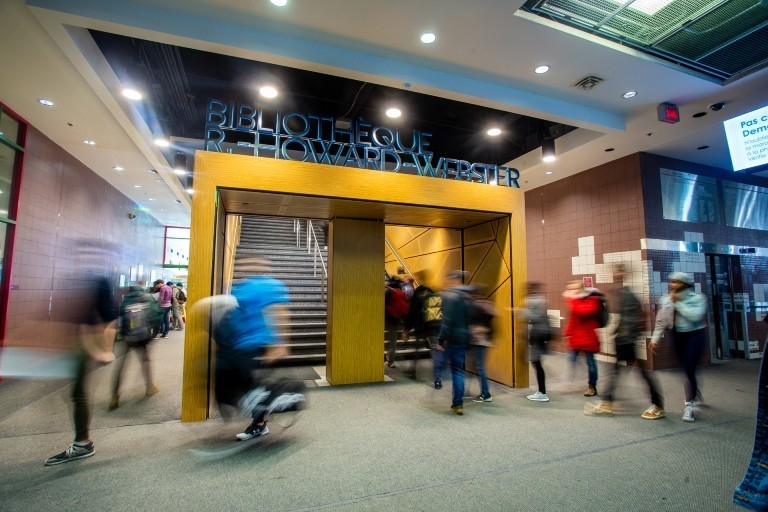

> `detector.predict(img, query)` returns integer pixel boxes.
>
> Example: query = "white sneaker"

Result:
[527,391,550,402]
[682,403,695,422]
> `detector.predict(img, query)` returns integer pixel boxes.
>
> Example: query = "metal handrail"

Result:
[293,218,301,247]
[384,237,419,287]
[306,220,328,303]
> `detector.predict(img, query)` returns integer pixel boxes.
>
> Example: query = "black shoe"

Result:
[45,441,95,466]
[434,380,442,390]
[236,422,269,441]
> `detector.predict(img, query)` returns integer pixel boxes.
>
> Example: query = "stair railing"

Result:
[293,218,301,247]
[384,238,419,286]
[306,220,328,303]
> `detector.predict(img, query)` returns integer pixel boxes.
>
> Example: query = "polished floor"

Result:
[0,330,760,511]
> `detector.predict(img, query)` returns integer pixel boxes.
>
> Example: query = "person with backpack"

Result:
[438,270,474,415]
[108,285,162,410]
[519,281,552,402]
[384,276,409,368]
[584,264,665,419]
[175,283,187,330]
[563,280,603,397]
[402,271,443,387]
[650,271,707,422]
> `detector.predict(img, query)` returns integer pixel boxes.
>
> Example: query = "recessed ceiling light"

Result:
[534,65,550,74]
[37,98,54,107]
[692,112,707,118]
[259,86,278,98]
[545,171,553,175]
[174,169,187,175]
[148,169,158,174]
[487,128,502,137]
[134,185,142,188]
[697,145,710,150]
[420,32,436,44]
[270,0,288,5]
[622,91,637,99]
[186,188,194,194]
[542,155,556,163]
[84,140,96,145]
[154,138,169,147]
[113,166,124,171]
[148,198,156,201]
[121,88,142,100]
[385,108,402,119]
[605,148,615,152]
[174,200,182,203]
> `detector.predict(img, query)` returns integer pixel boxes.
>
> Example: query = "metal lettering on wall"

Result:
[660,168,719,224]
[204,99,520,188]
[723,180,768,231]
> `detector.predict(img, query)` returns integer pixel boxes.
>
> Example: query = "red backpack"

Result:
[386,287,409,319]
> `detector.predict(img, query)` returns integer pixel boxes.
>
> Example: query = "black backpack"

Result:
[121,301,153,343]
[592,291,609,328]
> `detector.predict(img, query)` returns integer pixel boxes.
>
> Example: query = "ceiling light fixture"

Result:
[692,112,707,118]
[385,108,402,119]
[534,65,550,74]
[186,188,194,194]
[541,138,556,163]
[174,169,187,175]
[270,0,288,5]
[259,86,278,98]
[148,169,159,174]
[37,98,54,107]
[545,171,553,175]
[420,32,436,44]
[697,145,710,150]
[487,128,502,137]
[154,138,170,147]
[121,88,142,100]
[113,166,124,171]
[622,91,637,99]
[625,0,673,16]
[134,185,142,188]
[84,140,96,145]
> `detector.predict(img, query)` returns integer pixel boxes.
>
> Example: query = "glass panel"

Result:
[0,222,6,296]
[166,227,190,239]
[0,112,19,145]
[0,142,15,219]
[164,237,190,266]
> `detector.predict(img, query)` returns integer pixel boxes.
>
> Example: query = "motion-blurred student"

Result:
[563,280,602,397]
[520,282,551,402]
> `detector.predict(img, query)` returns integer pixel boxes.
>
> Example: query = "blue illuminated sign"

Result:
[204,99,520,188]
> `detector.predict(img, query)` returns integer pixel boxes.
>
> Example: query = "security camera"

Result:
[709,102,725,112]
[127,213,137,220]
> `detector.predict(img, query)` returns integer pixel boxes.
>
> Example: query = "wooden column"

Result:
[326,218,385,385]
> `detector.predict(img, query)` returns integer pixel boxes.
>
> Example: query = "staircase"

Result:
[234,216,328,365]
[234,216,430,367]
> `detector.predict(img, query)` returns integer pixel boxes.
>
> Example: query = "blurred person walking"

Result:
[469,285,496,403]
[563,280,603,397]
[403,271,442,384]
[438,270,474,415]
[384,276,409,368]
[520,282,552,402]
[45,242,119,466]
[650,271,707,422]
[584,264,665,419]
[154,279,173,338]
[176,283,187,330]
[108,285,162,410]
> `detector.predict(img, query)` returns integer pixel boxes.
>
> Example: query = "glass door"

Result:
[707,254,745,359]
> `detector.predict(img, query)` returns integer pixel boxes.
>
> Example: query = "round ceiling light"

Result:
[270,0,288,5]
[487,128,502,137]
[113,166,124,171]
[154,138,170,147]
[622,91,637,99]
[37,98,54,106]
[259,85,278,98]
[121,88,143,100]
[174,169,187,175]
[534,65,550,74]
[385,108,402,119]
[545,171,553,175]
[420,33,436,44]
[84,140,96,145]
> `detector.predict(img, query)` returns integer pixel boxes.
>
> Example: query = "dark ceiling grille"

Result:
[521,0,768,84]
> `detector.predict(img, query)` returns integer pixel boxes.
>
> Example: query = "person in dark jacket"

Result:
[438,270,474,415]
[403,271,443,387]
[584,264,664,419]
[468,285,496,403]
[108,285,161,410]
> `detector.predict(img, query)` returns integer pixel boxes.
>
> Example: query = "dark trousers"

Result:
[673,328,706,402]
[602,343,664,408]
[533,360,546,394]
[111,340,152,396]
[72,353,94,442]
[160,307,172,335]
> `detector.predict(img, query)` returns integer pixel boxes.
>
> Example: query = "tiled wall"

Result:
[525,151,768,371]
[5,127,166,348]
[525,154,650,362]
